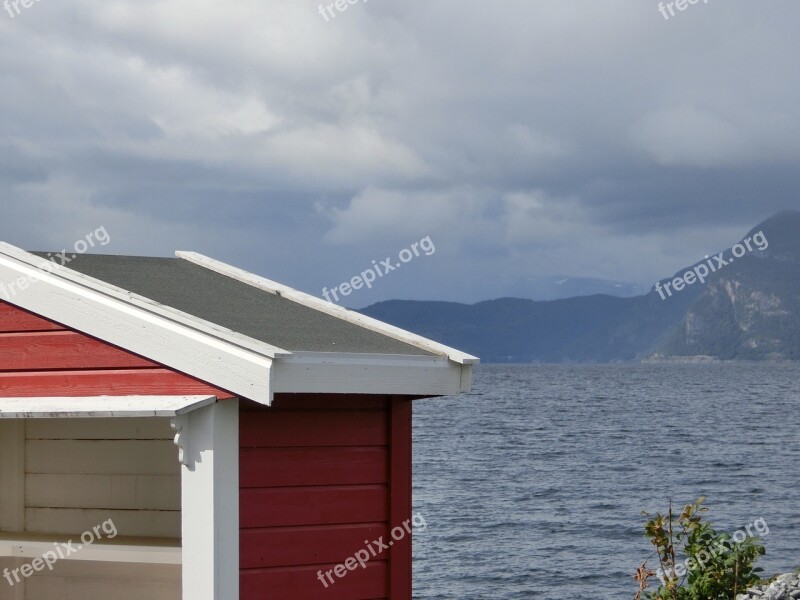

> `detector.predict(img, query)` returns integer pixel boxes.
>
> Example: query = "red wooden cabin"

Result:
[0,244,477,600]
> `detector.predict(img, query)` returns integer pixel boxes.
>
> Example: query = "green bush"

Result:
[634,498,765,600]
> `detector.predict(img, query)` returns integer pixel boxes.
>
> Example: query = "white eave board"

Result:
[271,352,474,396]
[0,395,218,419]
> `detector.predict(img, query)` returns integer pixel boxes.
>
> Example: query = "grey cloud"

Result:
[1,0,799,302]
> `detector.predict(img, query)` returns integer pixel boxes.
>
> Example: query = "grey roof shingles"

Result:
[32,253,435,357]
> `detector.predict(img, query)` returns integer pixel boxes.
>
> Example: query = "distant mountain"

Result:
[360,210,800,362]
[657,210,800,361]
[499,275,646,301]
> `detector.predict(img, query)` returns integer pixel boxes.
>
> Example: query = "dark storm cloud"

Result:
[1,0,799,303]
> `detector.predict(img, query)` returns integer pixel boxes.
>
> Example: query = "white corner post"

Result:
[173,399,239,600]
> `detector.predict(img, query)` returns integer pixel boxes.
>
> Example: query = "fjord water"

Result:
[412,364,800,599]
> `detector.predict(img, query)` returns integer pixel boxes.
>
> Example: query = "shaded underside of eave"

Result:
[30,252,438,357]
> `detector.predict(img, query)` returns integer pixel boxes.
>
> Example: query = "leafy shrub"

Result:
[634,498,765,600]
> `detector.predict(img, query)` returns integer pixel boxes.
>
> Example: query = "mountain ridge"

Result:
[360,210,800,363]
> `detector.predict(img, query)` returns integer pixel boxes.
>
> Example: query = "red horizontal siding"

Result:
[0,303,65,331]
[0,369,234,398]
[241,485,388,528]
[241,561,388,600]
[0,301,233,399]
[240,395,400,600]
[241,523,388,569]
[241,446,388,488]
[242,396,388,412]
[0,331,159,370]
[240,410,389,447]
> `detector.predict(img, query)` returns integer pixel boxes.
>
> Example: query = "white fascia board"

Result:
[0,395,218,419]
[176,251,480,366]
[271,352,472,396]
[0,245,284,405]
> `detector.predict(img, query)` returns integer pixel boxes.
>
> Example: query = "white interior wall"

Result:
[0,418,181,600]
[24,418,181,538]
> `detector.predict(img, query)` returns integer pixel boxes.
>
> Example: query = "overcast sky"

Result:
[1,1,798,306]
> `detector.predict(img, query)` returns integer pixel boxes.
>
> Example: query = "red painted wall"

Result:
[240,395,413,600]
[0,301,234,398]
[0,301,418,598]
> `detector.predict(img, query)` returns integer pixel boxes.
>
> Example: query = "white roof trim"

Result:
[272,352,473,396]
[0,243,476,402]
[0,395,218,418]
[0,244,290,359]
[0,244,280,405]
[176,251,480,365]
[280,351,454,367]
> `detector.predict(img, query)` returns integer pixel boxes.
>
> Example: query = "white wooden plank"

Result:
[26,418,174,440]
[0,558,25,600]
[0,421,25,532]
[26,440,179,475]
[0,396,218,419]
[26,474,180,511]
[0,245,280,405]
[28,559,180,578]
[177,250,480,365]
[25,561,179,600]
[27,576,179,600]
[25,508,180,538]
[179,400,239,600]
[0,534,180,565]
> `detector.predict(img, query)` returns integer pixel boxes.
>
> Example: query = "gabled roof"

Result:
[34,252,439,356]
[0,243,477,405]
